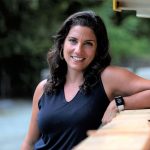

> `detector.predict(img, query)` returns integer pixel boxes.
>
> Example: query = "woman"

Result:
[21,10,150,150]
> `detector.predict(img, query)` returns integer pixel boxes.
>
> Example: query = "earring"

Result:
[60,48,64,60]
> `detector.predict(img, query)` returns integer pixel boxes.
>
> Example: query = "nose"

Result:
[74,44,82,55]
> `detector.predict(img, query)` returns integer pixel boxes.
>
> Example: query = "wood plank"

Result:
[73,109,150,150]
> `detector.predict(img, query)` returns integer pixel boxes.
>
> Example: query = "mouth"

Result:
[71,56,85,61]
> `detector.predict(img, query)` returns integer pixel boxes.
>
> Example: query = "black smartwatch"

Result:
[114,96,125,112]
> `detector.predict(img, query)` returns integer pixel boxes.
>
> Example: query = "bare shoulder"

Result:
[37,79,47,89]
[102,65,127,73]
[101,66,134,80]
[101,66,141,99]
[101,65,150,98]
[33,79,47,103]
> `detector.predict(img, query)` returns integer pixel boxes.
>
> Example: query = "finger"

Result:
[87,130,97,136]
[102,111,116,124]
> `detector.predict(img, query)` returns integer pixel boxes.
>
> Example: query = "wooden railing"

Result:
[73,109,150,150]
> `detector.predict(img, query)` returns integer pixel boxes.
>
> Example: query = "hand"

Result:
[101,100,118,125]
[86,100,118,137]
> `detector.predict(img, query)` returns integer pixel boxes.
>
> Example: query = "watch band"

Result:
[114,96,125,112]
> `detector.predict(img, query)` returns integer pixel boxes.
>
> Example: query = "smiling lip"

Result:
[71,56,85,61]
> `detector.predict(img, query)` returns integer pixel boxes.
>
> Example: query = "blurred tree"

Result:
[0,0,150,98]
[0,0,103,98]
[94,0,150,68]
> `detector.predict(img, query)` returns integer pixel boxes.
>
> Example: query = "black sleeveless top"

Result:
[34,78,109,150]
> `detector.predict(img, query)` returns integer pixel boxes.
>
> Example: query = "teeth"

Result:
[72,56,84,61]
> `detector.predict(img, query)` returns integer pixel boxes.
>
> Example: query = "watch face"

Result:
[116,98,122,105]
[115,96,124,106]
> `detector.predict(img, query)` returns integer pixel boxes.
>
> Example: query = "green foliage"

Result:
[93,0,150,66]
[0,0,104,98]
[0,0,150,98]
[109,16,150,65]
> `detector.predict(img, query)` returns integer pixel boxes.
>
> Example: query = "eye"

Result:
[84,41,93,47]
[68,38,77,45]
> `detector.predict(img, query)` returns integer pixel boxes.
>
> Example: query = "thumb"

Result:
[86,130,97,136]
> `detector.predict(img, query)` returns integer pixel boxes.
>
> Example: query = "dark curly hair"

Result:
[44,10,111,94]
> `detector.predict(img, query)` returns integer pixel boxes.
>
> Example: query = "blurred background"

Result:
[0,0,150,149]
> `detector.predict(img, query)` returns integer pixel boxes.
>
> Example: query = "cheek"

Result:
[88,50,96,60]
[63,42,72,52]
[63,47,72,62]
[63,43,69,56]
[63,47,70,56]
[63,42,75,56]
[88,52,96,65]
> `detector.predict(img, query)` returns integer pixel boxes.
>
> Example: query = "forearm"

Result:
[124,90,150,110]
[21,142,33,150]
[21,135,36,150]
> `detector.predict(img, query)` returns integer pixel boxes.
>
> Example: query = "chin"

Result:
[72,66,87,72]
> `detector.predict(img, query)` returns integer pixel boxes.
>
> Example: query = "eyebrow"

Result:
[68,37,95,42]
[85,40,95,42]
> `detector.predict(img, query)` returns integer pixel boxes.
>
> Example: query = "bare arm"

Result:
[124,89,150,109]
[101,66,150,124]
[21,79,47,150]
[102,89,150,124]
[101,66,150,100]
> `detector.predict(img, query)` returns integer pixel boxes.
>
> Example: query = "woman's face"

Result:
[63,25,97,72]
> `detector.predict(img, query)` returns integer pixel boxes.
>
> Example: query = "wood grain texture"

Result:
[73,109,150,150]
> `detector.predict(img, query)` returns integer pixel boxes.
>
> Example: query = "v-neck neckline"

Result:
[62,88,80,103]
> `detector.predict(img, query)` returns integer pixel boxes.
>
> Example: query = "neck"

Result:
[65,70,84,84]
